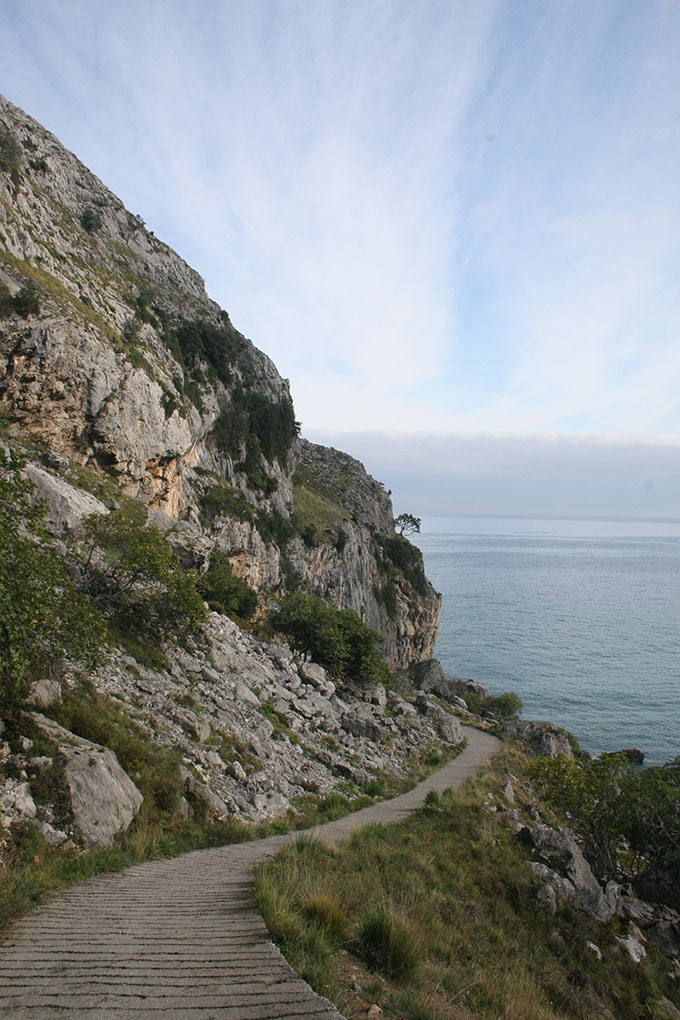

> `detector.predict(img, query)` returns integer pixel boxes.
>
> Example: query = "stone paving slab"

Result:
[0,727,501,1018]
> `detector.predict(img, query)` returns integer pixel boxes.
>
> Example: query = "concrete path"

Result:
[0,728,502,1019]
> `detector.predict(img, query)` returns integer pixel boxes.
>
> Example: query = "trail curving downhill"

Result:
[0,728,502,1019]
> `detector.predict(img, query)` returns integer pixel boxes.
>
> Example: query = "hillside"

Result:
[0,92,452,858]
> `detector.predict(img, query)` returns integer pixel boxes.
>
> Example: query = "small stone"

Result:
[367,1006,383,1017]
[228,761,247,782]
[616,935,646,963]
[586,941,602,961]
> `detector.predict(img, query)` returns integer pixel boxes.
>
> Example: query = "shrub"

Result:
[199,482,254,527]
[0,281,40,319]
[490,691,523,719]
[382,535,428,596]
[0,454,105,712]
[197,548,258,620]
[80,207,102,233]
[82,502,206,640]
[268,592,390,688]
[528,753,680,881]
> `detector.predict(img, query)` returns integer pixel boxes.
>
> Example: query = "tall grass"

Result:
[255,749,679,1020]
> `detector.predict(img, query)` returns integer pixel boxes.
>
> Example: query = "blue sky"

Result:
[2,1,680,516]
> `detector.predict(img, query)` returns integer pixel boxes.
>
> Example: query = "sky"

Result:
[2,0,680,518]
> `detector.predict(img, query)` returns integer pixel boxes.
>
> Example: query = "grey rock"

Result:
[0,780,37,825]
[431,706,464,745]
[31,714,142,849]
[657,997,680,1019]
[174,708,211,743]
[650,921,680,960]
[235,682,260,708]
[586,941,602,961]
[26,677,62,708]
[37,819,68,847]
[365,684,387,708]
[341,706,388,742]
[299,661,327,687]
[514,721,575,759]
[184,773,230,819]
[616,934,646,963]
[228,761,247,782]
[502,780,515,804]
[252,790,290,819]
[23,463,107,535]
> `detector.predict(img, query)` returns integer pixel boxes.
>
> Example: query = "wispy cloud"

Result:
[2,1,679,436]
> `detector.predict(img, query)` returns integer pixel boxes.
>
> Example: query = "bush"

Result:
[80,207,102,233]
[197,548,258,620]
[0,281,40,319]
[490,691,522,719]
[199,482,254,527]
[382,535,428,596]
[529,753,680,881]
[0,454,105,712]
[268,592,390,688]
[82,502,206,640]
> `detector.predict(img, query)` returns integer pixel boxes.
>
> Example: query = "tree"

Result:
[529,752,680,882]
[82,502,206,640]
[0,454,104,712]
[394,513,421,537]
[268,592,390,687]
[197,548,258,620]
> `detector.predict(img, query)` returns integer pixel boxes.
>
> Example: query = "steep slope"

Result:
[0,94,439,667]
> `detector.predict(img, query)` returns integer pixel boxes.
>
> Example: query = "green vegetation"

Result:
[197,548,258,620]
[269,592,390,688]
[291,478,349,548]
[257,747,680,1020]
[529,752,680,882]
[0,454,105,712]
[199,481,255,527]
[80,207,102,233]
[380,534,429,596]
[0,280,40,318]
[0,127,23,183]
[82,502,207,641]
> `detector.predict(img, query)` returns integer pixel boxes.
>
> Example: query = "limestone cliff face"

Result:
[0,95,439,669]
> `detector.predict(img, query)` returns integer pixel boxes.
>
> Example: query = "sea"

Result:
[412,516,680,766]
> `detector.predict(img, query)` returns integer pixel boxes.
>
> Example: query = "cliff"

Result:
[0,94,439,668]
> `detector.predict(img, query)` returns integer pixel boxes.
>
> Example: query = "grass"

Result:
[255,746,680,1020]
[292,480,349,544]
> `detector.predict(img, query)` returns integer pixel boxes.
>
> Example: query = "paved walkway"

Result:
[0,728,502,1019]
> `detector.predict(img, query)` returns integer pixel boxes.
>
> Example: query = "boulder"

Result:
[514,721,575,759]
[174,707,211,743]
[23,464,107,535]
[0,779,37,826]
[431,706,464,746]
[341,705,388,742]
[409,660,460,701]
[183,772,230,819]
[650,921,680,960]
[31,714,143,849]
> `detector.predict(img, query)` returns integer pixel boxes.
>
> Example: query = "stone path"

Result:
[0,728,502,1019]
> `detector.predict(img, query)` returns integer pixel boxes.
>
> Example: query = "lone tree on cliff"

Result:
[394,513,421,537]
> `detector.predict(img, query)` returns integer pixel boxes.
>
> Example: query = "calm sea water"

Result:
[413,516,680,766]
